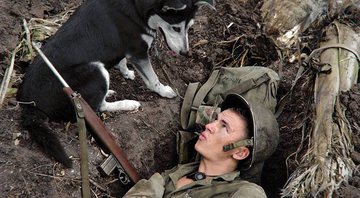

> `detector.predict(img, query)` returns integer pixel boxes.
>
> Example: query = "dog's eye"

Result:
[172,27,181,33]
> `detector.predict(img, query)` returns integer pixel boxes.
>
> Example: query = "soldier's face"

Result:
[195,109,248,161]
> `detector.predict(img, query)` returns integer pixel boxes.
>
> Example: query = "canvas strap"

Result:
[72,94,91,198]
[181,69,220,130]
[223,137,254,152]
[181,82,202,129]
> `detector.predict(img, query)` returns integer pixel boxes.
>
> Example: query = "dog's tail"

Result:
[22,106,72,168]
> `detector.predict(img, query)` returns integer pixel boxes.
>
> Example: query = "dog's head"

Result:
[142,0,215,56]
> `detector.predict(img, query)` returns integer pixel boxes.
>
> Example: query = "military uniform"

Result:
[124,162,266,198]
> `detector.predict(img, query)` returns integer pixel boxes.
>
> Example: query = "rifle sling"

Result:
[72,93,91,198]
[77,96,141,183]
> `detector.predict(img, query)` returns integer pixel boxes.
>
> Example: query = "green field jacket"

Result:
[123,162,266,198]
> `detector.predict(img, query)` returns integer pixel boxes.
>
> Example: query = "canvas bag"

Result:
[178,66,280,164]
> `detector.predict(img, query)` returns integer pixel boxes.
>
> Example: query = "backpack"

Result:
[177,66,280,164]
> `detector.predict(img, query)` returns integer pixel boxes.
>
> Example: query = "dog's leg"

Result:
[106,90,116,98]
[129,58,177,98]
[85,62,140,112]
[114,58,135,80]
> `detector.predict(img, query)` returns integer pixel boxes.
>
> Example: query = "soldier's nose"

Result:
[205,122,216,134]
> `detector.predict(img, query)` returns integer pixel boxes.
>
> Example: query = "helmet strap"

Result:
[223,137,254,152]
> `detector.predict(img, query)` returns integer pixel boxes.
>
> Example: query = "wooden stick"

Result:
[23,19,34,56]
[0,44,21,109]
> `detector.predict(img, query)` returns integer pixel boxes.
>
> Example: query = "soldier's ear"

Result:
[232,147,249,161]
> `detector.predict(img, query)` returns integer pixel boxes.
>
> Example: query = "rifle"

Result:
[32,42,141,184]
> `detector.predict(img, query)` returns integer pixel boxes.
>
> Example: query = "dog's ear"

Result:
[193,0,215,10]
[161,0,187,12]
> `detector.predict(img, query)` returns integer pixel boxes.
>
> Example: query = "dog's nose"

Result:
[180,50,192,57]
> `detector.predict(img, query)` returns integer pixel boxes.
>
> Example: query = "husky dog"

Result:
[18,0,215,167]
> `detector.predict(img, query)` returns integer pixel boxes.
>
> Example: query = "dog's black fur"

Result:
[18,0,214,167]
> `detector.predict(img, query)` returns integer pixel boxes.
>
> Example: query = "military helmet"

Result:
[221,93,279,170]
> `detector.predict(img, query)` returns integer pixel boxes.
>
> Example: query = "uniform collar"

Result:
[169,162,241,183]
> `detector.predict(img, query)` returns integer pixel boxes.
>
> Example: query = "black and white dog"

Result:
[18,0,215,167]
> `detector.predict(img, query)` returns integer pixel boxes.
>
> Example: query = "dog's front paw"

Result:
[158,85,177,98]
[122,70,135,80]
[122,100,141,111]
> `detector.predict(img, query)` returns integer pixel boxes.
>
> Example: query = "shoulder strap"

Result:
[180,69,221,130]
[181,82,202,130]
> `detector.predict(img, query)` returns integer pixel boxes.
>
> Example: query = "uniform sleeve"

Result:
[230,182,267,198]
[123,173,165,198]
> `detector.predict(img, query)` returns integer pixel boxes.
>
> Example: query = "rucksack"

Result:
[177,66,280,164]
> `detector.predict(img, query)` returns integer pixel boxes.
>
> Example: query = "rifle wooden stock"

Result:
[63,87,141,183]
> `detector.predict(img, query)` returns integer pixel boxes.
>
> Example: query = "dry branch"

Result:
[0,44,21,108]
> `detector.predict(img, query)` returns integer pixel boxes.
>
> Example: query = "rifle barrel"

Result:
[31,42,70,88]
